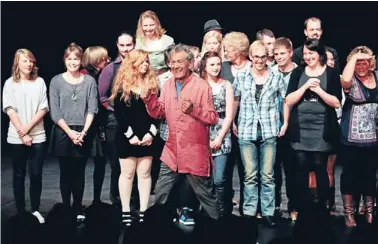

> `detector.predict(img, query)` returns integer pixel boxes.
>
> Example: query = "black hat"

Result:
[203,19,223,34]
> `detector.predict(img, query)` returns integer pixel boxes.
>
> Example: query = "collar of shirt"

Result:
[114,56,123,64]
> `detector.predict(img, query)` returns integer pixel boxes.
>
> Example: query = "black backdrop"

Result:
[1,1,378,156]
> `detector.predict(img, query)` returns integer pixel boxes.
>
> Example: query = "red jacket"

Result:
[144,74,219,177]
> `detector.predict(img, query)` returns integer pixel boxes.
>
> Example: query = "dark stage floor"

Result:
[1,157,377,244]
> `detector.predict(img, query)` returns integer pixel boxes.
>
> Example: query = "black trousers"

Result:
[58,156,88,213]
[275,136,297,212]
[340,145,378,196]
[92,156,106,203]
[106,126,139,208]
[228,132,244,215]
[11,143,45,213]
[158,140,200,211]
[155,163,220,220]
[294,151,329,212]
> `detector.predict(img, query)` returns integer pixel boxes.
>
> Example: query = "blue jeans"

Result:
[239,137,277,216]
[213,154,229,216]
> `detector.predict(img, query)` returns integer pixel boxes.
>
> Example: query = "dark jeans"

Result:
[275,136,296,212]
[58,156,88,214]
[11,143,45,213]
[106,126,139,209]
[155,163,220,220]
[213,154,231,216]
[340,145,378,196]
[228,133,244,215]
[295,151,329,212]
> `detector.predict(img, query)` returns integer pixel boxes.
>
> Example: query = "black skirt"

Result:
[115,130,156,159]
[48,124,104,157]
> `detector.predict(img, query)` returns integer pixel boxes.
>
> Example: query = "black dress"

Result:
[114,91,158,158]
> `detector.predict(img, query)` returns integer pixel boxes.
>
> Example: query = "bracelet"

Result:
[82,130,88,136]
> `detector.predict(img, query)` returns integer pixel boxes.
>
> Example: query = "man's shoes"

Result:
[76,206,86,224]
[179,207,195,226]
[263,216,276,228]
[256,212,263,219]
[274,207,283,218]
[32,211,45,224]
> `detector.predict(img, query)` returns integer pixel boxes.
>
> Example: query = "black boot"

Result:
[328,187,336,215]
[309,188,319,204]
[215,186,226,217]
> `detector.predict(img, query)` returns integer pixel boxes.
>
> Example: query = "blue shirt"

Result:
[176,80,184,96]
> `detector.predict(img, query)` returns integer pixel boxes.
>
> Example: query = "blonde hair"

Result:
[110,49,158,103]
[222,32,250,57]
[201,31,224,59]
[12,49,38,83]
[82,46,108,69]
[136,10,166,44]
[249,40,269,56]
[63,42,83,63]
[347,46,376,70]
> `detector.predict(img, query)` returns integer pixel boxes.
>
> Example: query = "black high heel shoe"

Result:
[121,212,132,226]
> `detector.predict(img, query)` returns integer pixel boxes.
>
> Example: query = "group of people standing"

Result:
[3,10,378,231]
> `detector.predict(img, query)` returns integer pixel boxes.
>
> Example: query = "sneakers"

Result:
[76,207,86,224]
[32,211,45,224]
[179,207,195,226]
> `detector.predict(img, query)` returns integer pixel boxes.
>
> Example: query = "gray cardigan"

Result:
[49,73,98,125]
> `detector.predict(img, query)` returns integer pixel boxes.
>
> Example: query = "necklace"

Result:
[69,74,81,101]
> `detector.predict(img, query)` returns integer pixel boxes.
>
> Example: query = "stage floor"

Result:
[1,156,377,244]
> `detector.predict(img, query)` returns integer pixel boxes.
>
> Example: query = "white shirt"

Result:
[2,77,49,144]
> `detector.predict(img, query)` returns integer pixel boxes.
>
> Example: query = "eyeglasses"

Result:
[252,55,268,60]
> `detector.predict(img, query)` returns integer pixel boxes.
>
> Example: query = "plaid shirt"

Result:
[233,67,286,141]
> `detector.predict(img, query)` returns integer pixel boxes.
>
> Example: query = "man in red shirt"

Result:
[143,44,220,220]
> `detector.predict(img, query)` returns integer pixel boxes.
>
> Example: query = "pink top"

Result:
[143,74,219,177]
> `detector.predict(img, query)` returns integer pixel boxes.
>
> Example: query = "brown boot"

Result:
[342,194,357,228]
[364,196,375,224]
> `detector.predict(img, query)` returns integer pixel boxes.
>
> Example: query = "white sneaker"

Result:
[32,211,45,224]
[77,214,86,221]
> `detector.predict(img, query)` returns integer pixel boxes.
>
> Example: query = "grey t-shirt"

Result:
[291,70,332,152]
[49,73,98,126]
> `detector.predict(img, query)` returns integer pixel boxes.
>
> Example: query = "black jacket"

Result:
[286,66,342,146]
